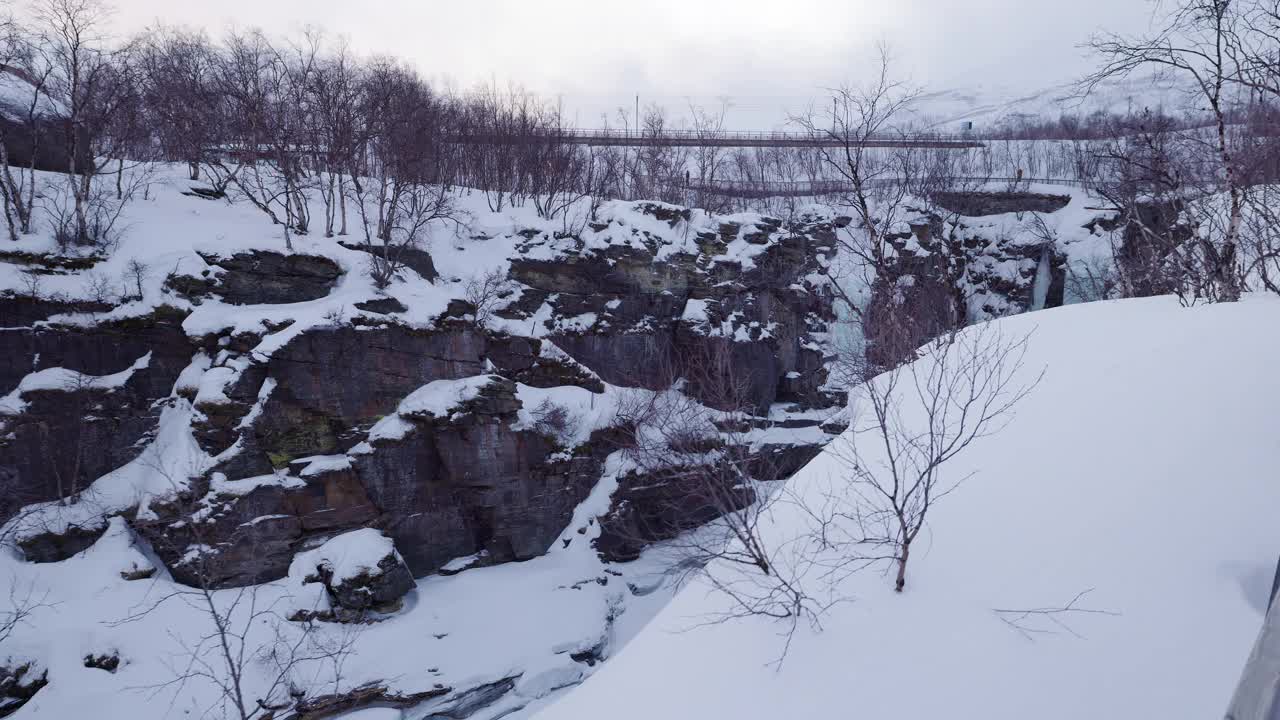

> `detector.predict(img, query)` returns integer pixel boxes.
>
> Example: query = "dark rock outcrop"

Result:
[137,463,381,588]
[863,210,1068,370]
[863,217,965,371]
[933,191,1071,217]
[146,370,606,585]
[17,521,108,563]
[0,293,113,327]
[353,376,602,576]
[507,210,838,413]
[355,297,408,315]
[595,462,753,563]
[0,660,47,718]
[1113,199,1195,298]
[292,683,452,720]
[195,251,342,305]
[0,308,193,527]
[339,241,439,282]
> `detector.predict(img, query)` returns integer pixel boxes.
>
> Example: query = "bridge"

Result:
[458,128,986,149]
[676,176,1089,198]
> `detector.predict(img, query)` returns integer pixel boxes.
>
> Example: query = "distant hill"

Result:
[909,72,1201,131]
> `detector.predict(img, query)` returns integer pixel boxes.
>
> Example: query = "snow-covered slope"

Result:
[539,294,1280,720]
[911,72,1197,131]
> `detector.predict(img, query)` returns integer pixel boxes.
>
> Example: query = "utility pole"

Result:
[635,94,640,134]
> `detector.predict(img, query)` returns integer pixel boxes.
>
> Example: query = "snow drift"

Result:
[539,294,1280,720]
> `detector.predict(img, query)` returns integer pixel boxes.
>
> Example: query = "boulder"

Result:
[0,660,47,717]
[16,520,108,563]
[291,529,414,619]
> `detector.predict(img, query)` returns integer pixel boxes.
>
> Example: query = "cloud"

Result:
[106,0,1155,127]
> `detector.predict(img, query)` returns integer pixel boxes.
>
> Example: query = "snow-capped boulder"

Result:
[0,658,47,717]
[290,529,414,619]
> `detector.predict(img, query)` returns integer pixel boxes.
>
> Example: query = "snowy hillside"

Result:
[911,72,1198,131]
[539,294,1280,720]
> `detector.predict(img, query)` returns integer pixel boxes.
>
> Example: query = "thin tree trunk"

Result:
[0,142,23,241]
[895,539,910,592]
[22,157,34,234]
[324,170,335,237]
[0,161,16,242]
[338,174,348,235]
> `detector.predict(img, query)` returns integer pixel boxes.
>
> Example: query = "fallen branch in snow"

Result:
[992,588,1121,641]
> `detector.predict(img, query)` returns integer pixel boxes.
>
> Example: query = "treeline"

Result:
[0,0,846,253]
[4,0,1280,292]
[0,0,1202,250]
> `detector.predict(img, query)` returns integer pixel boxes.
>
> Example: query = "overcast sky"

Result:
[105,0,1159,128]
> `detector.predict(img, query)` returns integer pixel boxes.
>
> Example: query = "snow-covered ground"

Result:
[539,294,1280,720]
[0,481,682,719]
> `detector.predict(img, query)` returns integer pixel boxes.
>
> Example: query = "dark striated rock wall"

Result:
[3,202,841,587]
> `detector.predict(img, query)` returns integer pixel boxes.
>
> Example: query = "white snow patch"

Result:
[540,294,1280,720]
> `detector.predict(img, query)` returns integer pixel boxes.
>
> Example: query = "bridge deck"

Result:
[460,128,985,149]
[678,176,1088,198]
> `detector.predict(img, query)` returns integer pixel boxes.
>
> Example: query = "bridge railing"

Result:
[675,175,1090,198]
[1224,556,1280,720]
[452,127,985,149]
[552,128,982,144]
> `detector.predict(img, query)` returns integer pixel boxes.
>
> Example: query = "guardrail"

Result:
[1223,556,1280,720]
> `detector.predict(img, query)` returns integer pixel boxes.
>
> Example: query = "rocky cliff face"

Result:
[0,190,1122,589]
[1,201,840,595]
[861,192,1079,369]
[0,182,1132,720]
[504,206,838,411]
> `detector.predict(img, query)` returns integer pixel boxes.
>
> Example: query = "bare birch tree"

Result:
[600,341,836,661]
[1085,0,1248,301]
[825,323,1041,592]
